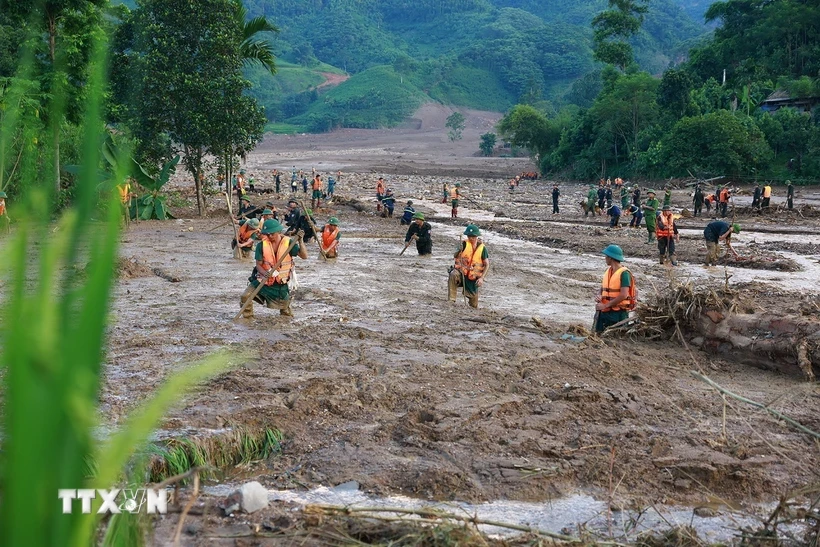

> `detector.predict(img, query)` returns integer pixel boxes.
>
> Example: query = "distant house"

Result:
[759,90,820,114]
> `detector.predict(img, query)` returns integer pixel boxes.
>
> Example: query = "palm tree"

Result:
[233,0,278,75]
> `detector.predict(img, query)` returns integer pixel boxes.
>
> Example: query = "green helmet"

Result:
[261,208,274,215]
[412,212,425,220]
[455,183,461,187]
[260,219,284,234]
[602,244,624,262]
[328,217,339,226]
[0,191,7,198]
[732,223,741,234]
[647,189,656,195]
[240,169,246,174]
[247,218,260,229]
[240,196,250,202]
[463,224,480,237]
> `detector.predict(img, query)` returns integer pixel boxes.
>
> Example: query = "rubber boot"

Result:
[466,291,479,309]
[280,305,293,317]
[670,254,678,266]
[659,255,665,265]
[448,270,460,302]
[239,286,255,318]
[451,207,457,218]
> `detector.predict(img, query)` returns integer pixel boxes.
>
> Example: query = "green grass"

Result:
[292,65,428,132]
[265,122,309,134]
[146,427,284,483]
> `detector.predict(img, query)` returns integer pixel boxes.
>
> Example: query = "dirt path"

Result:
[316,71,350,90]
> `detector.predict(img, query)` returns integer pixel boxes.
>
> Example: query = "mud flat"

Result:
[94,108,819,544]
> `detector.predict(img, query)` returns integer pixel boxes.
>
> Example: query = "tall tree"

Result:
[592,0,649,70]
[234,0,278,74]
[129,0,266,215]
[0,0,105,197]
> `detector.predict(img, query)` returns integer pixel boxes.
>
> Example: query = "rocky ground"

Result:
[103,107,819,545]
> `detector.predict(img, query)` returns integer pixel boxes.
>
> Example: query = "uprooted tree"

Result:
[631,280,819,381]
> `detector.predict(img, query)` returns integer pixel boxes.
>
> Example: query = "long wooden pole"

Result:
[297,199,328,261]
[225,192,241,259]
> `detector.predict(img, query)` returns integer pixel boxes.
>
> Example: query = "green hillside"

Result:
[239,0,708,133]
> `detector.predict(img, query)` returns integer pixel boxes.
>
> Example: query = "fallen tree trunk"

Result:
[689,312,819,380]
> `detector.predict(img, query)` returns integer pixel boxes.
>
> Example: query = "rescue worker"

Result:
[273,169,281,194]
[233,218,260,259]
[620,185,630,209]
[382,188,396,218]
[642,189,659,244]
[301,174,309,194]
[311,174,322,209]
[703,221,740,266]
[0,190,10,233]
[663,188,672,208]
[443,182,450,203]
[552,184,560,214]
[320,217,340,258]
[448,224,489,309]
[327,175,336,198]
[704,193,715,214]
[239,219,308,318]
[597,185,606,211]
[595,245,635,333]
[586,185,598,217]
[607,204,621,228]
[786,180,794,210]
[403,211,432,256]
[632,187,641,207]
[762,183,772,208]
[290,167,298,192]
[450,183,461,218]
[692,186,704,217]
[376,177,385,211]
[400,201,415,225]
[236,169,247,198]
[656,205,679,266]
[116,180,133,225]
[605,186,613,209]
[752,184,761,209]
[627,204,643,228]
[238,196,262,219]
[718,186,730,217]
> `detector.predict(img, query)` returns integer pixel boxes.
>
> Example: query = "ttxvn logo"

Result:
[58,488,168,514]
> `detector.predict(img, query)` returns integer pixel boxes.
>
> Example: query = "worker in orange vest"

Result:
[718,186,730,217]
[240,219,308,318]
[762,184,772,208]
[0,190,9,233]
[311,174,323,209]
[449,183,461,218]
[655,205,679,266]
[233,218,260,259]
[448,224,489,308]
[595,245,636,332]
[319,217,341,258]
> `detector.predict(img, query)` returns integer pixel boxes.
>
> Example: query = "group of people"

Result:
[232,198,342,318]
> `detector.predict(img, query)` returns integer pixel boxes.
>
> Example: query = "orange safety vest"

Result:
[455,240,485,281]
[449,187,459,200]
[719,188,729,203]
[117,183,130,205]
[260,236,293,286]
[655,212,675,238]
[763,186,771,198]
[706,194,715,203]
[0,200,5,216]
[376,180,385,194]
[321,226,339,251]
[313,177,322,191]
[601,266,635,311]
[238,222,255,245]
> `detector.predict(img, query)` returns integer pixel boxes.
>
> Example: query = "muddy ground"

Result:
[101,107,820,545]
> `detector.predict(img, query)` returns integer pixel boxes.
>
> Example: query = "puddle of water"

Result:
[203,483,804,543]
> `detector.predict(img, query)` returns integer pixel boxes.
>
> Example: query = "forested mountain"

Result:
[237,0,707,131]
